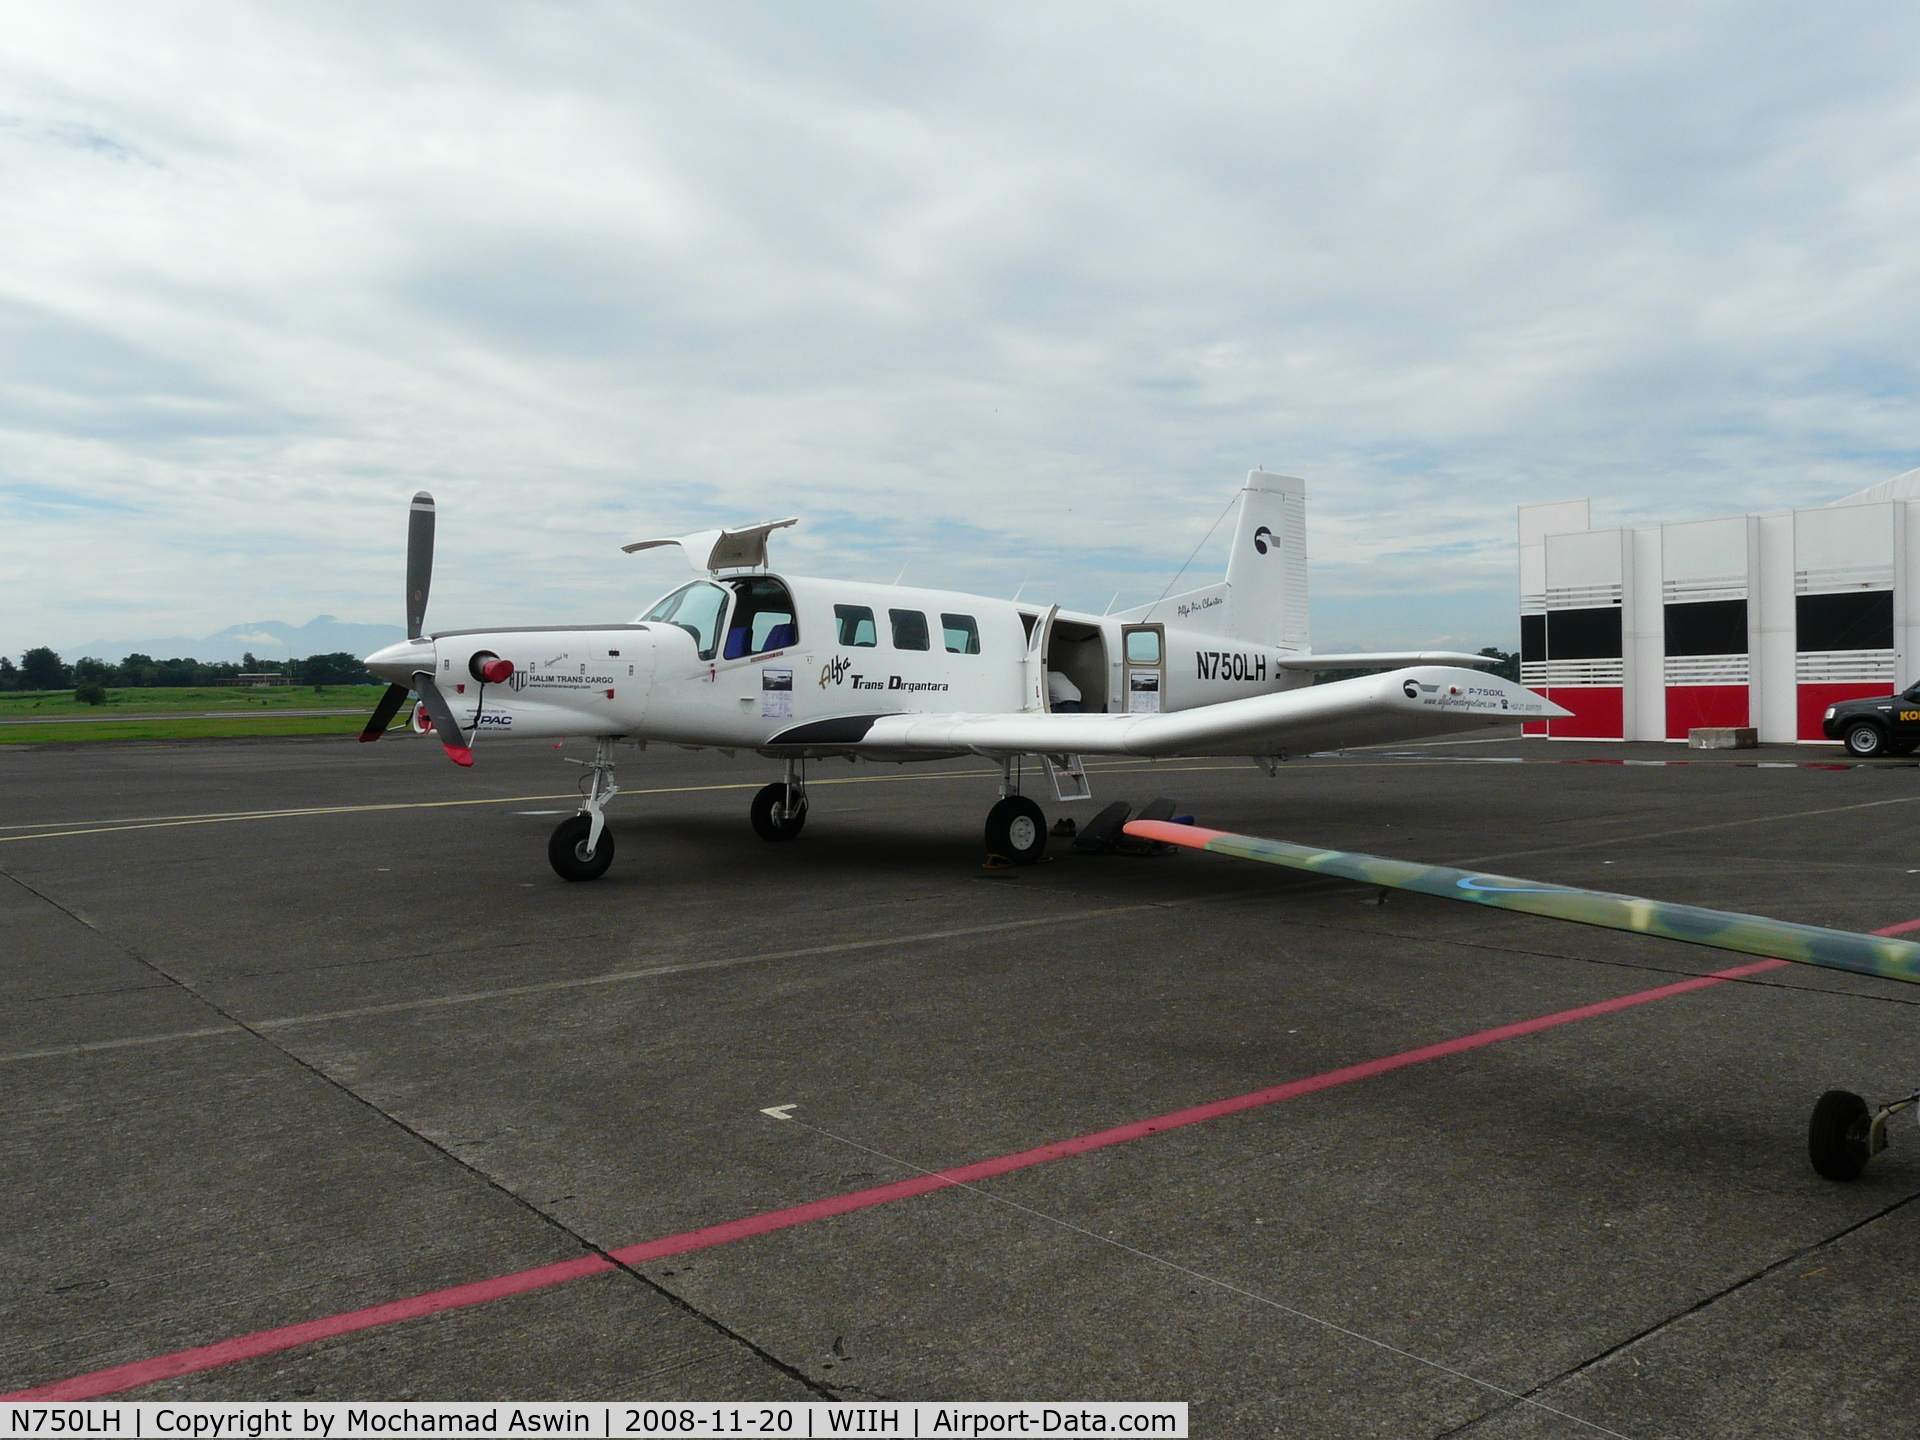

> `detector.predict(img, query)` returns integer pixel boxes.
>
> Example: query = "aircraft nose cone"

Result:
[365,637,435,686]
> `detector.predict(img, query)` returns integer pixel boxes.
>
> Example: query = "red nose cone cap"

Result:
[480,658,514,684]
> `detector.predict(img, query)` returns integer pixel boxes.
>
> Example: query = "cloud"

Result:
[4,2,1920,655]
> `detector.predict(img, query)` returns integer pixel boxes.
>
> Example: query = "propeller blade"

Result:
[406,491,435,639]
[358,683,411,743]
[412,671,473,767]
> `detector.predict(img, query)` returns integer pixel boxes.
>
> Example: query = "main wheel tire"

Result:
[750,782,808,841]
[1844,721,1888,757]
[1808,1089,1872,1180]
[985,795,1047,865]
[548,814,615,881]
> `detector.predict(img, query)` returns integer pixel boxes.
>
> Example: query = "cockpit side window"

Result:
[641,581,730,660]
[723,577,799,660]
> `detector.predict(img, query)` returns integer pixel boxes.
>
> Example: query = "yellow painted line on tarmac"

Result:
[0,753,1810,845]
[0,760,1294,844]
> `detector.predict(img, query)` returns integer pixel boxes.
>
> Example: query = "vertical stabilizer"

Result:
[1223,470,1309,648]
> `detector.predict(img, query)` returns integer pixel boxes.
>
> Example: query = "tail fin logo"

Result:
[1253,525,1274,555]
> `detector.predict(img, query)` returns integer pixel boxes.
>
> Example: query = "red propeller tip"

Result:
[443,744,474,767]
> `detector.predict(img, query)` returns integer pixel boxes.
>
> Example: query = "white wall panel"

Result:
[1519,500,1591,548]
[1661,516,1749,600]
[1754,511,1796,743]
[1795,503,1894,593]
[1545,527,1624,606]
[1629,525,1664,740]
[1902,501,1920,690]
[1518,499,1588,614]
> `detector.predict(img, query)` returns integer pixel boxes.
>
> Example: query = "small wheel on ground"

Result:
[1888,739,1918,756]
[1844,722,1888,757]
[750,782,808,841]
[548,814,615,881]
[985,795,1048,865]
[1808,1089,1872,1180]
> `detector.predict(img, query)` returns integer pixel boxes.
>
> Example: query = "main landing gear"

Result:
[751,760,809,842]
[985,757,1048,865]
[1808,1088,1919,1180]
[549,738,619,881]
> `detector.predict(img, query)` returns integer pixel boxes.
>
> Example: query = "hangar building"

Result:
[1519,469,1920,743]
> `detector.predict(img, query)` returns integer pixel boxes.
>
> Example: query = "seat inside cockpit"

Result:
[721,576,798,658]
[640,575,797,661]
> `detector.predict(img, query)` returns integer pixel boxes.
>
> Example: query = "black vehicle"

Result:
[1822,683,1920,756]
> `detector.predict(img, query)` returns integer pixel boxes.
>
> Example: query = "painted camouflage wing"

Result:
[1126,821,1920,986]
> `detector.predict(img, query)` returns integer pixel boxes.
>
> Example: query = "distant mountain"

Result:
[70,616,407,664]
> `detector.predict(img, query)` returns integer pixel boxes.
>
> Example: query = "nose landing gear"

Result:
[1809,1088,1918,1180]
[549,737,620,881]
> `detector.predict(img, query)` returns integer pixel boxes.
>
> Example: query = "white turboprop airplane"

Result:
[361,472,1568,879]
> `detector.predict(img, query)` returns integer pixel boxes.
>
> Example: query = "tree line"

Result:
[1,647,378,694]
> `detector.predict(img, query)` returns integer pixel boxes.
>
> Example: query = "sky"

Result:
[5,2,1920,658]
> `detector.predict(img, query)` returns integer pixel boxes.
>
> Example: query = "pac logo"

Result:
[1253,525,1274,555]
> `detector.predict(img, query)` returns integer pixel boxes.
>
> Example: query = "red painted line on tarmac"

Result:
[6,1254,614,1401]
[22,924,1916,1402]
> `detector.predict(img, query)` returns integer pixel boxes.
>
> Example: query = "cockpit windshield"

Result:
[641,581,729,660]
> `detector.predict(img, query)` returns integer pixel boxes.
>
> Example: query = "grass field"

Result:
[0,686,399,745]
[0,684,389,717]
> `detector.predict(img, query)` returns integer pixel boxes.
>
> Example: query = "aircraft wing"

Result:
[765,666,1568,760]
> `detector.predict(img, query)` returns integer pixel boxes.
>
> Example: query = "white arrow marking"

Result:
[760,1104,798,1120]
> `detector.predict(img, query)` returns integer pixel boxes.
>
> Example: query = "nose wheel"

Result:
[549,815,616,881]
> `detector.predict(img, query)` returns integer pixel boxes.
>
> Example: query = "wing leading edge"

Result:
[764,667,1569,760]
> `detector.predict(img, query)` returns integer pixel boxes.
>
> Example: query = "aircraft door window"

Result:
[642,581,729,661]
[941,614,980,654]
[723,577,798,660]
[890,609,930,651]
[1125,629,1162,665]
[836,604,878,647]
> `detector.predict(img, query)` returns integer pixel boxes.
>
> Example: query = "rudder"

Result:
[1223,470,1308,649]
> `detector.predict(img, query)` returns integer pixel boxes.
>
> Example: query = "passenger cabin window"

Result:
[643,581,730,660]
[941,614,980,654]
[890,609,930,651]
[722,577,798,660]
[835,604,878,647]
[1125,629,1162,665]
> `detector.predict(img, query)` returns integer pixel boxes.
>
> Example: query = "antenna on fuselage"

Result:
[1011,574,1030,602]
